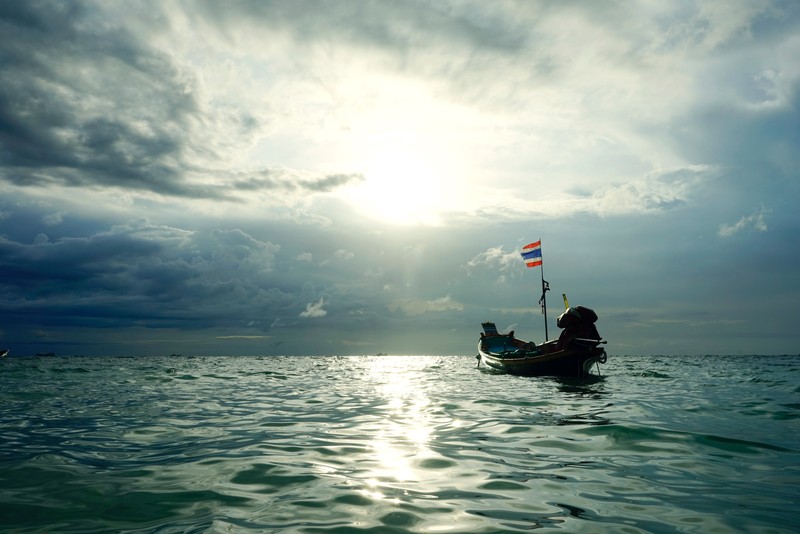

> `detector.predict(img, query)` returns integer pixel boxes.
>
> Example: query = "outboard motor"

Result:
[556,306,601,348]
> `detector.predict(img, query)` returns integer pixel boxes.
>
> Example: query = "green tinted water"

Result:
[1,354,798,533]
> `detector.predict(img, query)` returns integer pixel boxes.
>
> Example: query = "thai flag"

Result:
[521,241,542,268]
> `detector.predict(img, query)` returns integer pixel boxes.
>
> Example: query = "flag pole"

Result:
[521,239,549,342]
[539,238,549,341]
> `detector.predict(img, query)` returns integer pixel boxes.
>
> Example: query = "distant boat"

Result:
[36,352,56,357]
[476,239,608,377]
[0,349,8,358]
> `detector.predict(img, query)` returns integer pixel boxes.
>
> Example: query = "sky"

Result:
[1,0,798,357]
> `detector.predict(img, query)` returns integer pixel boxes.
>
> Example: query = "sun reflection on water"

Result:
[363,356,438,484]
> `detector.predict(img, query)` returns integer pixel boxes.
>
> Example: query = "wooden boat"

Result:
[477,320,606,377]
[476,239,608,377]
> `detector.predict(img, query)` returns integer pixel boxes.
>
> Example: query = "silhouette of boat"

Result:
[477,308,607,377]
[476,239,607,377]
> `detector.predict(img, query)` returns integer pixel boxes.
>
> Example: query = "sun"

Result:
[348,130,450,225]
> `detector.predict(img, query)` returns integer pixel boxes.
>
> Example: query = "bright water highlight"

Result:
[1,354,798,532]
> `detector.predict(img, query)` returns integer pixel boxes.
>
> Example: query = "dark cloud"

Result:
[0,210,453,353]
[307,173,366,192]
[0,222,288,332]
[230,170,365,193]
[0,1,204,193]
[0,1,358,201]
[2,195,798,355]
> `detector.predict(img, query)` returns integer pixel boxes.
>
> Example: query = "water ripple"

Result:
[1,355,798,533]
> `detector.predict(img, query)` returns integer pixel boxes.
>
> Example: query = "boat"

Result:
[476,239,608,377]
[477,308,607,376]
[0,349,8,358]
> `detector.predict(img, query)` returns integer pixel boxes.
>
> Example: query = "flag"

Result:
[521,240,542,267]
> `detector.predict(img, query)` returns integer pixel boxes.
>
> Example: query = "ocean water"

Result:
[0,354,798,533]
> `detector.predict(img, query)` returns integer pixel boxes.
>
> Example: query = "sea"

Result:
[0,354,798,534]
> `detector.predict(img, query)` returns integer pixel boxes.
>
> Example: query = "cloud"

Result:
[390,295,464,316]
[229,170,365,194]
[465,245,520,275]
[0,221,282,330]
[0,2,798,356]
[3,1,794,223]
[718,206,770,237]
[32,233,49,245]
[0,2,201,194]
[299,297,327,318]
[590,165,716,215]
[42,211,65,226]
[0,2,361,203]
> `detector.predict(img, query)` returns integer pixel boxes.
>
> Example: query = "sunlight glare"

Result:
[364,356,436,483]
[350,130,450,225]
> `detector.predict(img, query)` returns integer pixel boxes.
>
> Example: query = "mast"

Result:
[538,239,550,341]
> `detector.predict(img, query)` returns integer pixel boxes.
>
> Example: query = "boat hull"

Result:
[478,340,606,377]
